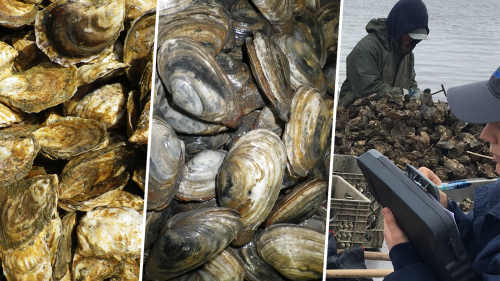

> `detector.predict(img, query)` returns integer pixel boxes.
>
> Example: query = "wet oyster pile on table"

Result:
[145,0,339,280]
[0,0,155,280]
[335,93,497,180]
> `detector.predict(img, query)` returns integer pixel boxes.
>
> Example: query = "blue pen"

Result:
[437,179,493,191]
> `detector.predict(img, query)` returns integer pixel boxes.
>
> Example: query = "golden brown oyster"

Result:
[123,8,156,86]
[0,41,17,82]
[34,117,108,160]
[0,62,78,113]
[10,30,47,72]
[70,83,128,130]
[0,102,23,128]
[0,135,39,186]
[125,0,155,22]
[72,251,123,281]
[128,99,150,144]
[58,142,129,201]
[76,207,143,260]
[52,212,77,281]
[0,175,58,249]
[107,191,144,212]
[35,0,126,66]
[0,0,38,29]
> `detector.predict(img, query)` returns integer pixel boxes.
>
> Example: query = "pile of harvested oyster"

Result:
[0,0,154,279]
[146,0,339,280]
[335,93,497,181]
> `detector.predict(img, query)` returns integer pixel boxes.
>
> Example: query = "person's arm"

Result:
[345,42,403,99]
[409,58,419,90]
[383,208,439,281]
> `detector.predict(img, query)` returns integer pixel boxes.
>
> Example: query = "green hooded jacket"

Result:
[338,18,419,108]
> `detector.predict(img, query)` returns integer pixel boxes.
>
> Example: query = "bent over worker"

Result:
[338,0,429,108]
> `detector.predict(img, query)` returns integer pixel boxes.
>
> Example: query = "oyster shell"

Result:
[0,0,38,29]
[35,0,126,66]
[70,83,128,130]
[72,251,123,281]
[274,34,326,94]
[107,191,144,212]
[157,36,242,128]
[76,207,143,260]
[0,41,17,82]
[52,212,77,281]
[283,85,332,177]
[144,207,243,280]
[128,99,150,144]
[0,175,58,249]
[0,62,78,113]
[0,135,39,186]
[0,102,23,128]
[256,224,324,280]
[198,248,245,281]
[148,117,184,210]
[58,142,129,201]
[33,117,108,160]
[176,149,227,201]
[247,32,292,122]
[157,0,196,16]
[216,129,287,231]
[124,8,156,86]
[265,179,326,227]
[125,0,155,22]
[10,30,46,72]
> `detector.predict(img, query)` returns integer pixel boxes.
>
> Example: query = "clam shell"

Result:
[144,207,243,280]
[58,142,129,201]
[178,133,230,159]
[283,85,332,177]
[291,10,326,67]
[52,212,77,281]
[322,52,337,95]
[176,149,227,201]
[157,36,242,128]
[231,7,273,46]
[315,2,340,49]
[226,111,260,150]
[148,117,184,210]
[33,117,108,160]
[157,0,196,15]
[0,175,58,249]
[216,129,287,231]
[157,0,232,56]
[77,207,143,260]
[70,83,128,130]
[239,234,284,281]
[35,0,126,66]
[256,224,324,280]
[59,171,129,212]
[265,179,326,227]
[144,200,178,251]
[124,9,156,86]
[0,0,38,28]
[247,32,292,122]
[254,106,285,137]
[274,34,326,94]
[0,135,39,186]
[250,0,292,26]
[198,248,245,281]
[0,41,17,82]
[0,62,78,113]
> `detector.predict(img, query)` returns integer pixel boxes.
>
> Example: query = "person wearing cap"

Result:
[383,67,500,280]
[338,0,429,108]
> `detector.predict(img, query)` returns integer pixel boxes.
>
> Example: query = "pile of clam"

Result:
[146,0,339,280]
[0,0,154,280]
[335,93,497,181]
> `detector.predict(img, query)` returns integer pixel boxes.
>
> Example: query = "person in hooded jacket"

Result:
[338,0,429,108]
[383,67,500,280]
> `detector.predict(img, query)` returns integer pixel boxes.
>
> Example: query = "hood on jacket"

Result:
[386,0,429,46]
[365,18,399,52]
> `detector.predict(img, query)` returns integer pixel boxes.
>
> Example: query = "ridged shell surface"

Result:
[35,0,126,66]
[157,37,242,128]
[148,116,184,210]
[0,135,39,185]
[291,10,326,67]
[144,207,243,280]
[216,129,287,231]
[256,224,324,280]
[283,85,332,177]
[250,0,292,25]
[239,234,284,281]
[0,0,38,28]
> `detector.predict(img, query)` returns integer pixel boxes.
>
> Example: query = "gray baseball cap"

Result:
[447,67,500,124]
[408,27,428,40]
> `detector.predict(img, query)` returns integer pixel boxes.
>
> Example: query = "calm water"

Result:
[338,0,500,101]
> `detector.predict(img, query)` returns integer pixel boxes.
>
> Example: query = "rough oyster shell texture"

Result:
[0,0,152,278]
[147,0,336,280]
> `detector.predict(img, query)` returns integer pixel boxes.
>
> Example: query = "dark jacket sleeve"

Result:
[447,200,477,256]
[384,242,438,281]
[345,41,403,99]
[409,65,419,90]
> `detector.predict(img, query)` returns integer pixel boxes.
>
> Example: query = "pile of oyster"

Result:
[0,0,154,280]
[145,0,339,280]
[335,93,497,181]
